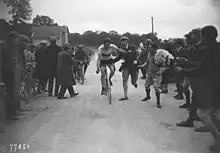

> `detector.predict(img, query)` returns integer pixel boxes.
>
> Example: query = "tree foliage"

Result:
[3,0,32,24]
[32,15,58,26]
[69,31,159,47]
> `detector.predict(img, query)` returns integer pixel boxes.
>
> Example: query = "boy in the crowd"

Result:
[138,43,170,108]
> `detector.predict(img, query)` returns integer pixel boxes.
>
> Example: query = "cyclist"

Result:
[74,45,90,76]
[96,37,119,95]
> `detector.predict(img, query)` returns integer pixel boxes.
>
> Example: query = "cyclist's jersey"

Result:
[97,44,118,61]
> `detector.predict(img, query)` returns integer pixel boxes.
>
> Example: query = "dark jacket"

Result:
[138,47,149,65]
[181,41,218,108]
[46,43,61,75]
[57,50,76,86]
[74,49,89,61]
[33,46,48,79]
[114,45,138,71]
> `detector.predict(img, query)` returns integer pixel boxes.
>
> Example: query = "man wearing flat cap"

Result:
[137,38,153,79]
[113,36,138,101]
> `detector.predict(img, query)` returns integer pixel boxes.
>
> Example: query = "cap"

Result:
[120,36,129,41]
[77,44,84,49]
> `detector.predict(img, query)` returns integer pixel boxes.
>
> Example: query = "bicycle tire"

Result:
[107,86,112,104]
[80,67,85,85]
[106,75,112,104]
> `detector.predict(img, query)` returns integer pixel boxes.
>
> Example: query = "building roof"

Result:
[31,26,69,38]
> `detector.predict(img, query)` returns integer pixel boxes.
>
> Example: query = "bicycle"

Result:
[96,66,112,104]
[74,60,89,85]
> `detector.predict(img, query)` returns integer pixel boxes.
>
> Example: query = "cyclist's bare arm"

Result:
[96,47,102,70]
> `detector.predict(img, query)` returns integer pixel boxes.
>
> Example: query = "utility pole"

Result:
[151,16,154,34]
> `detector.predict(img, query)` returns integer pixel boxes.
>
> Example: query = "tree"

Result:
[0,19,10,39]
[32,15,58,26]
[3,0,32,24]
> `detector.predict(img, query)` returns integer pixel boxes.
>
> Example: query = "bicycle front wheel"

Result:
[107,86,112,104]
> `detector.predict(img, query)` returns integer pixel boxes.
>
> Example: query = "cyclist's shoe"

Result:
[101,88,106,95]
[96,69,100,74]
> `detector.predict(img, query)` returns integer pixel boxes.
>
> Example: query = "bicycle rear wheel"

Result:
[106,78,112,104]
[79,66,85,85]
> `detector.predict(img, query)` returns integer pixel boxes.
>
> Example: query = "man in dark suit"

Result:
[113,36,138,101]
[46,37,61,97]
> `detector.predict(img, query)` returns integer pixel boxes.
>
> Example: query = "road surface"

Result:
[0,55,214,153]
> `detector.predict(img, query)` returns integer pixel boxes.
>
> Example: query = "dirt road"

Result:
[2,55,214,153]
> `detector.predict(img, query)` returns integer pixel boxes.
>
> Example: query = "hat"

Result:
[77,44,84,49]
[50,36,57,42]
[120,36,129,41]
[40,40,48,44]
[144,39,152,43]
[63,43,70,50]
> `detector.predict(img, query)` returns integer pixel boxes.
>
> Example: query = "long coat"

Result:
[57,50,76,86]
[46,44,61,76]
[33,46,48,79]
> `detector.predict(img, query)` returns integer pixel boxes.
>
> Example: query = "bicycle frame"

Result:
[74,62,86,84]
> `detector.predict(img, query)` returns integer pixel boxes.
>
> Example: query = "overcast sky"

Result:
[1,0,220,40]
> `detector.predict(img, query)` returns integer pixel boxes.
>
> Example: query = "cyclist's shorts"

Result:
[100,58,114,66]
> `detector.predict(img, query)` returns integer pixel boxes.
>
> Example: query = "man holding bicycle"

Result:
[96,37,118,95]
[74,45,90,75]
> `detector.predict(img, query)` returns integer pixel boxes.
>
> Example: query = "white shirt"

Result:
[97,44,118,60]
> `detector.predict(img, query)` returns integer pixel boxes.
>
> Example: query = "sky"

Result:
[1,0,220,40]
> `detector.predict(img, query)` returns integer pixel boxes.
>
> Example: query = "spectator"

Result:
[137,39,152,79]
[2,31,20,120]
[57,43,79,99]
[176,25,220,151]
[176,29,202,128]
[46,37,61,97]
